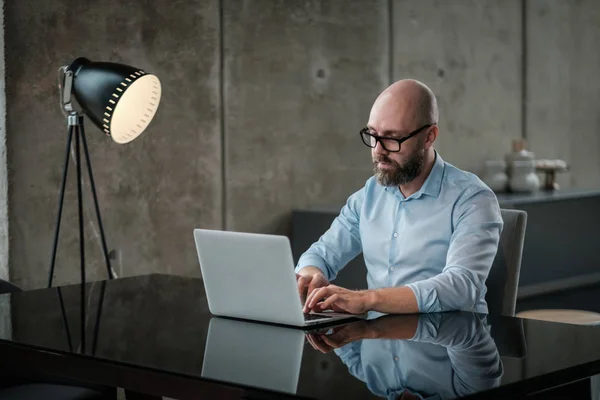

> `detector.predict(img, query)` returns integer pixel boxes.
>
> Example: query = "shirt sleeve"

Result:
[410,312,485,349]
[406,187,503,313]
[334,341,364,382]
[410,313,503,396]
[295,187,364,281]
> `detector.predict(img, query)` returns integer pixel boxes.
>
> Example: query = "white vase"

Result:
[505,139,535,179]
[510,160,540,192]
[483,160,508,192]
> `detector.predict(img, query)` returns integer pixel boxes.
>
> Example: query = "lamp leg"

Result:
[91,280,107,356]
[57,287,74,352]
[79,118,114,280]
[74,123,86,354]
[48,125,74,288]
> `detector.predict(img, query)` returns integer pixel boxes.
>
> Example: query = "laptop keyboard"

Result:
[304,313,333,321]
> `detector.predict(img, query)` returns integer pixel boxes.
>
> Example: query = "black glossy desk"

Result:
[0,274,599,399]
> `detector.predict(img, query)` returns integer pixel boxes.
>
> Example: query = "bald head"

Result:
[368,80,439,190]
[369,79,439,131]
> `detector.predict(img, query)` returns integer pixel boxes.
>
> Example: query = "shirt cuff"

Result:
[295,254,329,279]
[405,281,442,313]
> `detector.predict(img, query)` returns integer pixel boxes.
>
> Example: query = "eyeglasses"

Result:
[359,123,434,152]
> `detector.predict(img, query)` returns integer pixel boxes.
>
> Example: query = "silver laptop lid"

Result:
[194,229,305,326]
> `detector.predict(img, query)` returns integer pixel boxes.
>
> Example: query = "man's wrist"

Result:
[362,320,381,339]
[365,289,380,312]
[362,287,420,314]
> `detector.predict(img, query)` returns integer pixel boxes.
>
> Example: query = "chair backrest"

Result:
[485,209,527,316]
[0,279,22,295]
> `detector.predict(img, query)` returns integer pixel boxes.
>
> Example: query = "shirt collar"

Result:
[416,150,444,199]
[383,150,445,200]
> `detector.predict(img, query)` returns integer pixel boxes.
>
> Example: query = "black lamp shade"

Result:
[67,57,162,144]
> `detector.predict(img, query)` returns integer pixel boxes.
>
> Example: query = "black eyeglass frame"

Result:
[359,123,435,152]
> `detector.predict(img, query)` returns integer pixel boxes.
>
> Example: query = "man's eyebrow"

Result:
[367,125,405,137]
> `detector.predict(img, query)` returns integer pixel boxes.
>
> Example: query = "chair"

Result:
[0,278,116,399]
[485,209,528,317]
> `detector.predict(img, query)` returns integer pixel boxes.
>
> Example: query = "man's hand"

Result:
[306,314,421,353]
[296,267,329,305]
[306,321,371,353]
[304,285,374,315]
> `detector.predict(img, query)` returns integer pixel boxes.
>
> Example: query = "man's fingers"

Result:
[327,328,350,344]
[316,293,340,311]
[306,334,332,353]
[320,333,343,349]
[297,276,309,297]
[306,334,317,348]
[307,286,332,310]
[304,286,322,312]
[297,275,308,287]
[307,280,324,300]
[306,334,320,351]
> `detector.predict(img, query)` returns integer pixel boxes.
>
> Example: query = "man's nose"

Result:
[373,140,388,156]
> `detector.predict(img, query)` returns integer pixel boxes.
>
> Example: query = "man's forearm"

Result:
[368,286,420,314]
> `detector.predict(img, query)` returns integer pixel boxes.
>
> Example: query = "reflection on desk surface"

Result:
[200,312,502,399]
[305,312,502,400]
[2,274,600,400]
[202,317,305,394]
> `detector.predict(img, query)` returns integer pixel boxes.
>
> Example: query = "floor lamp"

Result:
[48,58,162,289]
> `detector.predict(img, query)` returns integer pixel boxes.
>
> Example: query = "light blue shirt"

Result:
[295,152,503,313]
[334,312,503,400]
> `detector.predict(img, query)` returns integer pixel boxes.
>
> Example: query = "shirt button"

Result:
[393,232,398,238]
[390,266,395,271]
[394,356,399,361]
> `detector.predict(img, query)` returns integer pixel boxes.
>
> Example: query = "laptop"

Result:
[201,317,304,394]
[193,229,357,328]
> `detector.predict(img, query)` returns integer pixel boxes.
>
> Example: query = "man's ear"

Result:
[425,125,439,149]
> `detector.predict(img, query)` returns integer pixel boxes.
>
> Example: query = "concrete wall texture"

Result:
[4,0,600,289]
[0,0,10,340]
[0,0,8,283]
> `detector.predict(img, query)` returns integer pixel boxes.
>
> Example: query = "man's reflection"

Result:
[307,312,502,400]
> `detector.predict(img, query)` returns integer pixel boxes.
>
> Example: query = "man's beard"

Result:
[373,147,425,187]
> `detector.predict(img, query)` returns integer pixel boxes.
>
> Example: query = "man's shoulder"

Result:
[439,160,501,226]
[363,176,378,190]
[441,160,495,198]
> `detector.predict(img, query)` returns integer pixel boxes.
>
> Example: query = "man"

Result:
[297,79,503,315]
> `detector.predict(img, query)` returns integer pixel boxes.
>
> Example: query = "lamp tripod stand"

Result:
[47,66,114,288]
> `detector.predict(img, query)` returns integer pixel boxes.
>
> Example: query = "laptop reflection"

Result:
[201,317,305,395]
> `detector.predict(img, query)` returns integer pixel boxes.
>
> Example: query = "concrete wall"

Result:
[4,1,600,289]
[393,0,522,175]
[0,0,10,341]
[224,0,387,234]
[527,0,600,189]
[0,0,7,283]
